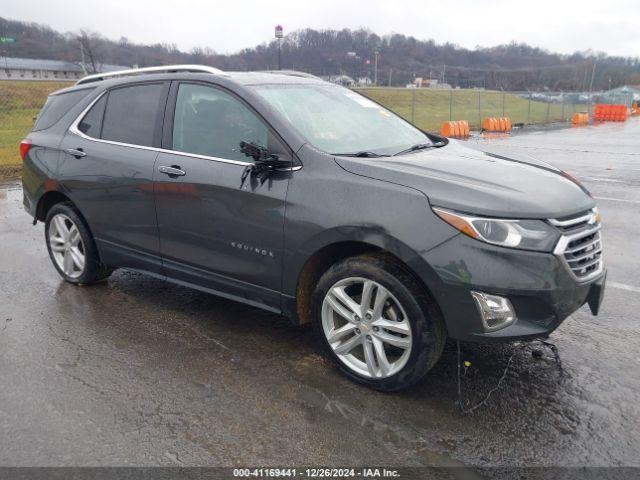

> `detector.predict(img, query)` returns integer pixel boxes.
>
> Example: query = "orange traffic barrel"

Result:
[440,120,470,138]
[482,117,512,132]
[504,118,512,131]
[460,120,470,137]
[571,112,588,125]
[593,104,602,121]
[593,104,629,122]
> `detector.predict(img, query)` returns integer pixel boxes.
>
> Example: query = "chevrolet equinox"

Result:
[21,65,606,391]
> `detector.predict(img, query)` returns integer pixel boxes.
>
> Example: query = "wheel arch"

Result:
[35,190,74,222]
[36,190,100,261]
[292,232,442,326]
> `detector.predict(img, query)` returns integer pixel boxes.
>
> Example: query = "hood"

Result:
[335,140,594,219]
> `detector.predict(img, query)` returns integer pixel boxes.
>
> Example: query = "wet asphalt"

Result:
[0,120,639,471]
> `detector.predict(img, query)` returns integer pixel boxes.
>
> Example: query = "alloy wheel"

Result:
[48,213,86,279]
[321,277,412,379]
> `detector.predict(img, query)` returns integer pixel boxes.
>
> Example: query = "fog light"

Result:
[470,291,516,332]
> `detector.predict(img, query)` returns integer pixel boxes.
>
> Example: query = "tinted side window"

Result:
[101,83,165,147]
[34,88,94,131]
[78,94,106,137]
[172,83,268,162]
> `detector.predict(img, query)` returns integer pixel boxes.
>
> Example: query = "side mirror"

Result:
[239,141,294,186]
[240,141,274,161]
[239,141,292,169]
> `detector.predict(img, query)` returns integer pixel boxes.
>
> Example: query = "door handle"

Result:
[158,165,186,177]
[65,148,86,158]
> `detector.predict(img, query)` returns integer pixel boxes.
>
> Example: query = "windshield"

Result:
[251,84,431,156]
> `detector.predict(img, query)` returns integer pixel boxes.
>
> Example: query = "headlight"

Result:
[432,207,560,252]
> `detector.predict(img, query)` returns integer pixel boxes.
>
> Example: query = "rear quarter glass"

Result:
[33,87,95,132]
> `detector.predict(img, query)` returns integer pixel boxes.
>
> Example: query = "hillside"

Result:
[1,16,639,90]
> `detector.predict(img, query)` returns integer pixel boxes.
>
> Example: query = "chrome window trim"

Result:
[68,90,302,171]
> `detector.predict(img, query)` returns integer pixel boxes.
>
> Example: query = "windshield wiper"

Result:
[393,141,445,156]
[332,151,389,158]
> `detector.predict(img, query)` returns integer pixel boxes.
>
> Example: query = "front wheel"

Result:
[311,254,446,392]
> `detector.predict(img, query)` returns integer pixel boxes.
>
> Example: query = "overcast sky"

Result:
[4,0,639,57]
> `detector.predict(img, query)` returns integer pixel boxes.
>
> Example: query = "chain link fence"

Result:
[0,80,637,181]
[355,87,637,133]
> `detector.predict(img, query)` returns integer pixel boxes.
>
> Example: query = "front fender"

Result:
[282,223,454,301]
[281,148,458,299]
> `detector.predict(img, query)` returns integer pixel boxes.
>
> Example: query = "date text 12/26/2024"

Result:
[233,468,401,478]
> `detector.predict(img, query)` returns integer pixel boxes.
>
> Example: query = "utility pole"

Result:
[588,62,597,117]
[388,68,392,87]
[374,50,379,86]
[275,25,283,70]
[478,90,482,129]
[588,62,597,93]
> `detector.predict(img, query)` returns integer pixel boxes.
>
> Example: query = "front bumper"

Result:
[422,233,606,342]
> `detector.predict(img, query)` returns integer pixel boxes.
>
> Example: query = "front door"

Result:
[154,82,293,311]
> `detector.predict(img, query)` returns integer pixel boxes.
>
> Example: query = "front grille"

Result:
[549,208,603,281]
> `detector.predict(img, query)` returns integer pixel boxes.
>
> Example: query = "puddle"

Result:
[0,185,23,202]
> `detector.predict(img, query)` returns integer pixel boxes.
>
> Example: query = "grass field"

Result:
[354,88,589,132]
[0,80,588,177]
[0,80,72,170]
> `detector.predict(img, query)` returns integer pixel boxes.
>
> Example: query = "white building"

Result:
[0,57,126,81]
[329,74,355,87]
[424,78,452,89]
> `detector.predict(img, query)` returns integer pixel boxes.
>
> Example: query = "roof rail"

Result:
[259,70,322,80]
[75,64,226,85]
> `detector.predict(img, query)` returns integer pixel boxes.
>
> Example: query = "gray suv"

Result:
[21,65,605,391]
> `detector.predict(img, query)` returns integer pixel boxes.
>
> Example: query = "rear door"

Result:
[59,81,169,272]
[154,81,294,311]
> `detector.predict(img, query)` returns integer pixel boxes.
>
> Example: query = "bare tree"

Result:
[77,30,102,74]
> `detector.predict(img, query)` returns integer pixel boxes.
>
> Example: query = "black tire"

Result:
[44,202,112,285]
[311,253,446,392]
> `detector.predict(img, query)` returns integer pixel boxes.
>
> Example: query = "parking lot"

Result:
[1,120,639,472]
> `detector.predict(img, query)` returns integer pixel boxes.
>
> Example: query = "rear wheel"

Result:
[45,202,111,284]
[312,253,446,392]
